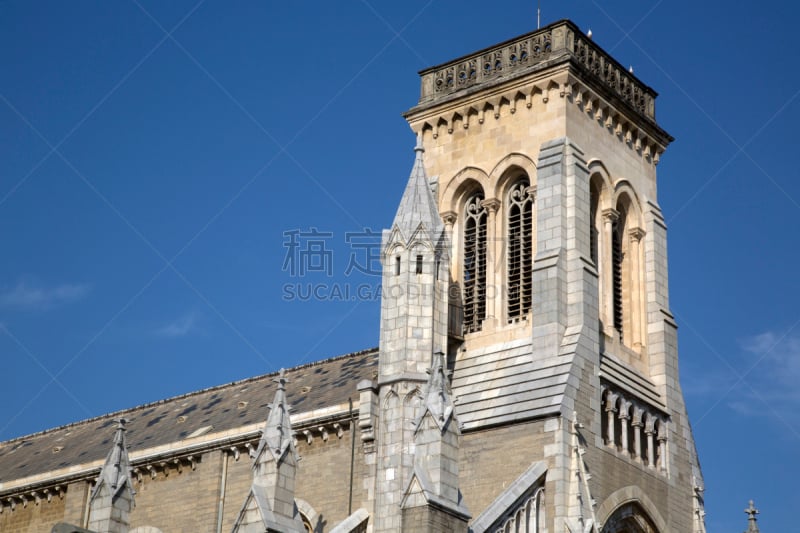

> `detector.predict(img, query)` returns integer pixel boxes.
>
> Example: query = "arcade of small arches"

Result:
[600,384,669,475]
[491,488,545,533]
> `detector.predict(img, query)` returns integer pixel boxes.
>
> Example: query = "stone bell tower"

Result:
[398,19,705,533]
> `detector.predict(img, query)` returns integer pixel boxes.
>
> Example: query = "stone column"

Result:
[525,185,538,259]
[605,391,619,446]
[481,197,501,326]
[618,398,631,453]
[629,227,646,348]
[657,421,668,473]
[645,416,656,468]
[442,211,457,274]
[631,405,644,460]
[601,208,619,336]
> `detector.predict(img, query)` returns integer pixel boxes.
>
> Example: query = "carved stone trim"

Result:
[480,198,501,212]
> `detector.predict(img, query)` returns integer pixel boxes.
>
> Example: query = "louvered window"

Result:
[507,180,533,321]
[612,221,623,336]
[463,193,487,333]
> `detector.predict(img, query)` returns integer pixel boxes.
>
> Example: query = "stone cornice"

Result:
[405,65,671,166]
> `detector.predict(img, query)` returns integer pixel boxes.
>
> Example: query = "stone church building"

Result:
[0,20,711,533]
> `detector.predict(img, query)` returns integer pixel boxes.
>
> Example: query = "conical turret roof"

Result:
[392,134,444,242]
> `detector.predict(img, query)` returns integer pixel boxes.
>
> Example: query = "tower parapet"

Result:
[415,20,657,122]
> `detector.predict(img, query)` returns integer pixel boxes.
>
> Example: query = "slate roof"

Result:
[0,348,378,487]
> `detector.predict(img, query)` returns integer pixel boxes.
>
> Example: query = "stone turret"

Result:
[232,370,304,533]
[373,136,455,532]
[378,133,449,381]
[87,419,135,533]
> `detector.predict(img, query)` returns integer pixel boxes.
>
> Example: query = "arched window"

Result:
[463,192,487,333]
[507,178,533,321]
[601,502,660,533]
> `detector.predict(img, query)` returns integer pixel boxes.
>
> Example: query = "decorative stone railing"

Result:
[417,20,656,122]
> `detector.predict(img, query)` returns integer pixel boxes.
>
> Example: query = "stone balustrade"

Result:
[417,20,656,122]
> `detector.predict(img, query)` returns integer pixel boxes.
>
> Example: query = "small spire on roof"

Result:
[88,418,135,533]
[744,500,760,533]
[253,368,296,464]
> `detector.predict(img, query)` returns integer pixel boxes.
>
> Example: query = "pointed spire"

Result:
[253,369,295,466]
[232,369,304,533]
[391,133,444,243]
[88,418,135,533]
[744,500,760,533]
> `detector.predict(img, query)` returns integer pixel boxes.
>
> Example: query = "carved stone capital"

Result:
[631,405,644,425]
[629,227,646,242]
[602,208,619,223]
[480,198,501,213]
[525,185,537,202]
[605,391,619,411]
[441,211,458,226]
[618,399,632,418]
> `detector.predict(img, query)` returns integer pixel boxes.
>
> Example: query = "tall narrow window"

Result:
[589,179,601,266]
[612,219,624,336]
[463,192,487,333]
[507,179,533,321]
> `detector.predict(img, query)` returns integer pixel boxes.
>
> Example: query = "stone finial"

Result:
[88,418,135,533]
[417,351,454,431]
[744,500,760,533]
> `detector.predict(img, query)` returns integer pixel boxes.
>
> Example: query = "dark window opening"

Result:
[463,193,487,333]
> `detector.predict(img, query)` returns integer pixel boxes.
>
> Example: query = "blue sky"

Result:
[1,1,797,531]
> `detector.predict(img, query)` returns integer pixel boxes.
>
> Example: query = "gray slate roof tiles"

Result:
[0,348,378,486]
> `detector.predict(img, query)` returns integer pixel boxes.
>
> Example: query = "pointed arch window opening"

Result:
[589,181,601,266]
[463,192,487,334]
[507,178,533,322]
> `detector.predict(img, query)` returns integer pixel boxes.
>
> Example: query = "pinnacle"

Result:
[391,133,444,243]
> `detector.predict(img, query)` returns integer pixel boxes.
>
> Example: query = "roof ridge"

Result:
[0,347,379,447]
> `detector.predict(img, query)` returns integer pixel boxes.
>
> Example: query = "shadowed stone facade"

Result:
[0,19,709,533]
